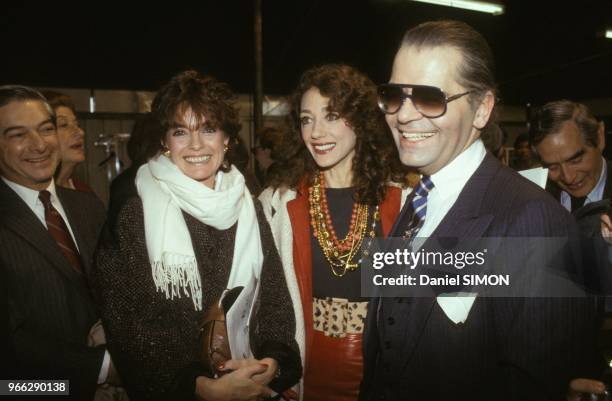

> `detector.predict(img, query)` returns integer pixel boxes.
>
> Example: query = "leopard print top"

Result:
[313,297,368,337]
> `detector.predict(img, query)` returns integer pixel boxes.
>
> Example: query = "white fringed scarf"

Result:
[135,155,263,311]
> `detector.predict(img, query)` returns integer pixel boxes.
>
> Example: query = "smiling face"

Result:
[55,106,85,164]
[535,120,604,198]
[163,106,229,188]
[386,45,493,175]
[300,87,357,175]
[0,100,59,190]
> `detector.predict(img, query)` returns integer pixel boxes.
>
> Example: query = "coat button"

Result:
[387,317,395,325]
[384,340,392,349]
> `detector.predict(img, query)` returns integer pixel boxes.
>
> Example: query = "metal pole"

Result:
[254,0,263,133]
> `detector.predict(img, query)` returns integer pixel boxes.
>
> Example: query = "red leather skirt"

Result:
[303,330,363,401]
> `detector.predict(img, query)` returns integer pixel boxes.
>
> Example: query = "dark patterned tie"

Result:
[39,190,83,273]
[570,195,586,212]
[377,176,436,327]
[399,175,435,240]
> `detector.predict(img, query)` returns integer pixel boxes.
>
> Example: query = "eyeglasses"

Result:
[377,83,472,118]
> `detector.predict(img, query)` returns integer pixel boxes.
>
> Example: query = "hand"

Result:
[195,363,273,401]
[601,214,612,245]
[87,319,106,347]
[567,378,606,401]
[281,388,298,400]
[219,358,279,386]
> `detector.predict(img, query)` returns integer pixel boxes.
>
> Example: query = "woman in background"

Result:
[42,90,93,192]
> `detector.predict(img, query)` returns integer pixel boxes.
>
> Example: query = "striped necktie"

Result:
[402,175,435,240]
[39,190,83,273]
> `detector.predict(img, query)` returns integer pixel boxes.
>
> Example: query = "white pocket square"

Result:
[436,293,477,324]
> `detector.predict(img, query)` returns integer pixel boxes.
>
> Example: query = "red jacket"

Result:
[286,181,402,371]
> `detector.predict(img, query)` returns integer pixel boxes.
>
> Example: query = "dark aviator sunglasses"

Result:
[377,83,471,118]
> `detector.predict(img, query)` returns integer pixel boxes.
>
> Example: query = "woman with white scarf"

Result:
[93,70,301,401]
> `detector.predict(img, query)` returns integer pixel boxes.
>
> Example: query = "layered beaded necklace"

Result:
[308,172,379,277]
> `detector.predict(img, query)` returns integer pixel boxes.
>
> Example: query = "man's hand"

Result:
[567,378,607,401]
[87,319,106,347]
[600,214,612,245]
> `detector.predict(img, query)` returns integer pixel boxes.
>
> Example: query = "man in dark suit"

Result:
[530,100,609,214]
[530,100,612,294]
[360,21,603,401]
[530,100,612,398]
[0,85,113,400]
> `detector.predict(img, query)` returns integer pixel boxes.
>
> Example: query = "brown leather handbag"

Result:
[199,286,243,377]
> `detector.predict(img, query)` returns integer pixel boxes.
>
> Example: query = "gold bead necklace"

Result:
[308,172,379,277]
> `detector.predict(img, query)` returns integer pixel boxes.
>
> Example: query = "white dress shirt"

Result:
[414,139,487,324]
[1,177,110,383]
[560,156,607,212]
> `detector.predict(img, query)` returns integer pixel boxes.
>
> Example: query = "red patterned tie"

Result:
[39,190,83,273]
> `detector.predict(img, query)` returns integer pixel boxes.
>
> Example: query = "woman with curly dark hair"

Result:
[259,64,409,401]
[93,70,301,401]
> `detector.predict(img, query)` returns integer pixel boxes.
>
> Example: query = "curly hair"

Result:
[151,70,241,172]
[270,64,405,205]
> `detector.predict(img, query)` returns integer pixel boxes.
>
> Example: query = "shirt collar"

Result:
[1,177,58,208]
[587,156,607,202]
[429,139,487,200]
[560,156,608,204]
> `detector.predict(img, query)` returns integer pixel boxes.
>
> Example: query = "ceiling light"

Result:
[606,29,612,39]
[410,0,504,15]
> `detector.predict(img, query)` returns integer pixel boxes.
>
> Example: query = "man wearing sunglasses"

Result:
[360,20,602,401]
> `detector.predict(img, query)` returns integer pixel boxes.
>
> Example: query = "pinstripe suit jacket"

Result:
[0,179,106,401]
[360,154,604,401]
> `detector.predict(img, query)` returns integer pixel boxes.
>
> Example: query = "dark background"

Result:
[2,0,612,107]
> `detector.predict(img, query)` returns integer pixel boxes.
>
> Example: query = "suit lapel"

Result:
[430,154,499,238]
[57,188,95,275]
[397,154,499,365]
[602,159,612,201]
[286,182,314,369]
[0,180,89,291]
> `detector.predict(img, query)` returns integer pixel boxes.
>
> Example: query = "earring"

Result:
[223,145,228,153]
[162,147,171,157]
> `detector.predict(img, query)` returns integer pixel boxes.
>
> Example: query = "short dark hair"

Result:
[41,90,77,114]
[0,85,54,118]
[151,70,241,172]
[529,100,600,153]
[401,20,497,107]
[481,123,505,154]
